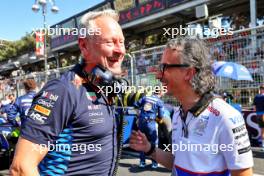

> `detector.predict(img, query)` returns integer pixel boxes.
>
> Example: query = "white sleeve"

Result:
[218,111,253,170]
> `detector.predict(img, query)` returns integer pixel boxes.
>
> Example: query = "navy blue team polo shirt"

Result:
[254,94,264,115]
[21,64,118,176]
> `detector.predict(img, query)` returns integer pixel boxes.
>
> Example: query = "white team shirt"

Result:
[171,98,253,176]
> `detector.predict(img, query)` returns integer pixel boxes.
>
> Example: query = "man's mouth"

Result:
[107,57,121,63]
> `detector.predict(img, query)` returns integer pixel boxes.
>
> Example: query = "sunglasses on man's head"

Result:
[159,63,190,73]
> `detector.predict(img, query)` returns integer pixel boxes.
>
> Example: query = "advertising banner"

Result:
[119,0,165,24]
[35,31,45,57]
[243,110,262,146]
[114,0,135,11]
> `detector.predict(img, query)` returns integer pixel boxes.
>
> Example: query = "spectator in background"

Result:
[8,94,16,105]
[137,53,146,74]
[134,90,165,168]
[0,94,15,116]
[221,91,243,113]
[7,79,37,126]
[253,84,264,150]
[221,91,234,104]
[254,47,264,59]
[0,95,11,120]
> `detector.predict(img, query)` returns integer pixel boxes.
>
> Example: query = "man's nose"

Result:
[113,43,125,54]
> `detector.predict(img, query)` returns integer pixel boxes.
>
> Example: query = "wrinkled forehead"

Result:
[93,16,124,38]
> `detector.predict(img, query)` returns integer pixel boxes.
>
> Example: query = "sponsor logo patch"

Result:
[34,104,51,116]
[89,117,105,125]
[37,99,55,108]
[232,124,246,134]
[89,112,103,116]
[41,91,59,102]
[88,105,101,110]
[29,112,48,124]
[207,106,220,116]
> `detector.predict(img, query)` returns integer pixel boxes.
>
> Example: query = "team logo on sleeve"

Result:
[29,111,48,124]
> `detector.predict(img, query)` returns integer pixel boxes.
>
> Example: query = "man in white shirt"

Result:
[130,37,253,176]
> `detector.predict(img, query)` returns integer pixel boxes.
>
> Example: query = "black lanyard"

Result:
[179,108,193,138]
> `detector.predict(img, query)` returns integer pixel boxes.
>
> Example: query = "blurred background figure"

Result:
[221,90,234,104]
[0,94,16,119]
[7,78,37,126]
[134,89,165,169]
[221,90,242,112]
[253,84,264,150]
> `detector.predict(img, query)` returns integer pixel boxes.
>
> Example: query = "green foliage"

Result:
[0,33,35,62]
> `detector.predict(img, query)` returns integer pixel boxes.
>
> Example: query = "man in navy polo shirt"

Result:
[253,84,264,150]
[10,9,126,176]
[134,91,165,168]
[7,78,37,126]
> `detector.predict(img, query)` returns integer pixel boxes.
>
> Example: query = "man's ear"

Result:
[78,37,89,56]
[184,67,196,81]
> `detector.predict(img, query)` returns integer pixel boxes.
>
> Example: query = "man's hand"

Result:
[129,130,151,153]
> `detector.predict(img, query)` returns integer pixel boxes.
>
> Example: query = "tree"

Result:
[0,33,35,62]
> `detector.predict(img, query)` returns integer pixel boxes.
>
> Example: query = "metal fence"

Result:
[0,65,74,99]
[128,26,264,107]
[205,26,264,107]
[1,26,264,107]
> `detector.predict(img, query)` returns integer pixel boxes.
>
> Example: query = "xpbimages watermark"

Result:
[163,142,234,154]
[31,25,101,38]
[97,83,167,96]
[163,25,233,38]
[32,141,102,155]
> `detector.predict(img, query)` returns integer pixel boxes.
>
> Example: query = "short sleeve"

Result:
[218,112,253,170]
[20,79,75,145]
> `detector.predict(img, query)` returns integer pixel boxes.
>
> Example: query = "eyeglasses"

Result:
[159,63,190,74]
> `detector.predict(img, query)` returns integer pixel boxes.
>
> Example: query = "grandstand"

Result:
[0,0,264,107]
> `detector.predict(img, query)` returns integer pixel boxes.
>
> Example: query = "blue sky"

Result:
[0,0,103,41]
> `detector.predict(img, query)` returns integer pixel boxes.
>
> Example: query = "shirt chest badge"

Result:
[143,102,152,111]
[193,115,209,136]
[86,92,97,101]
